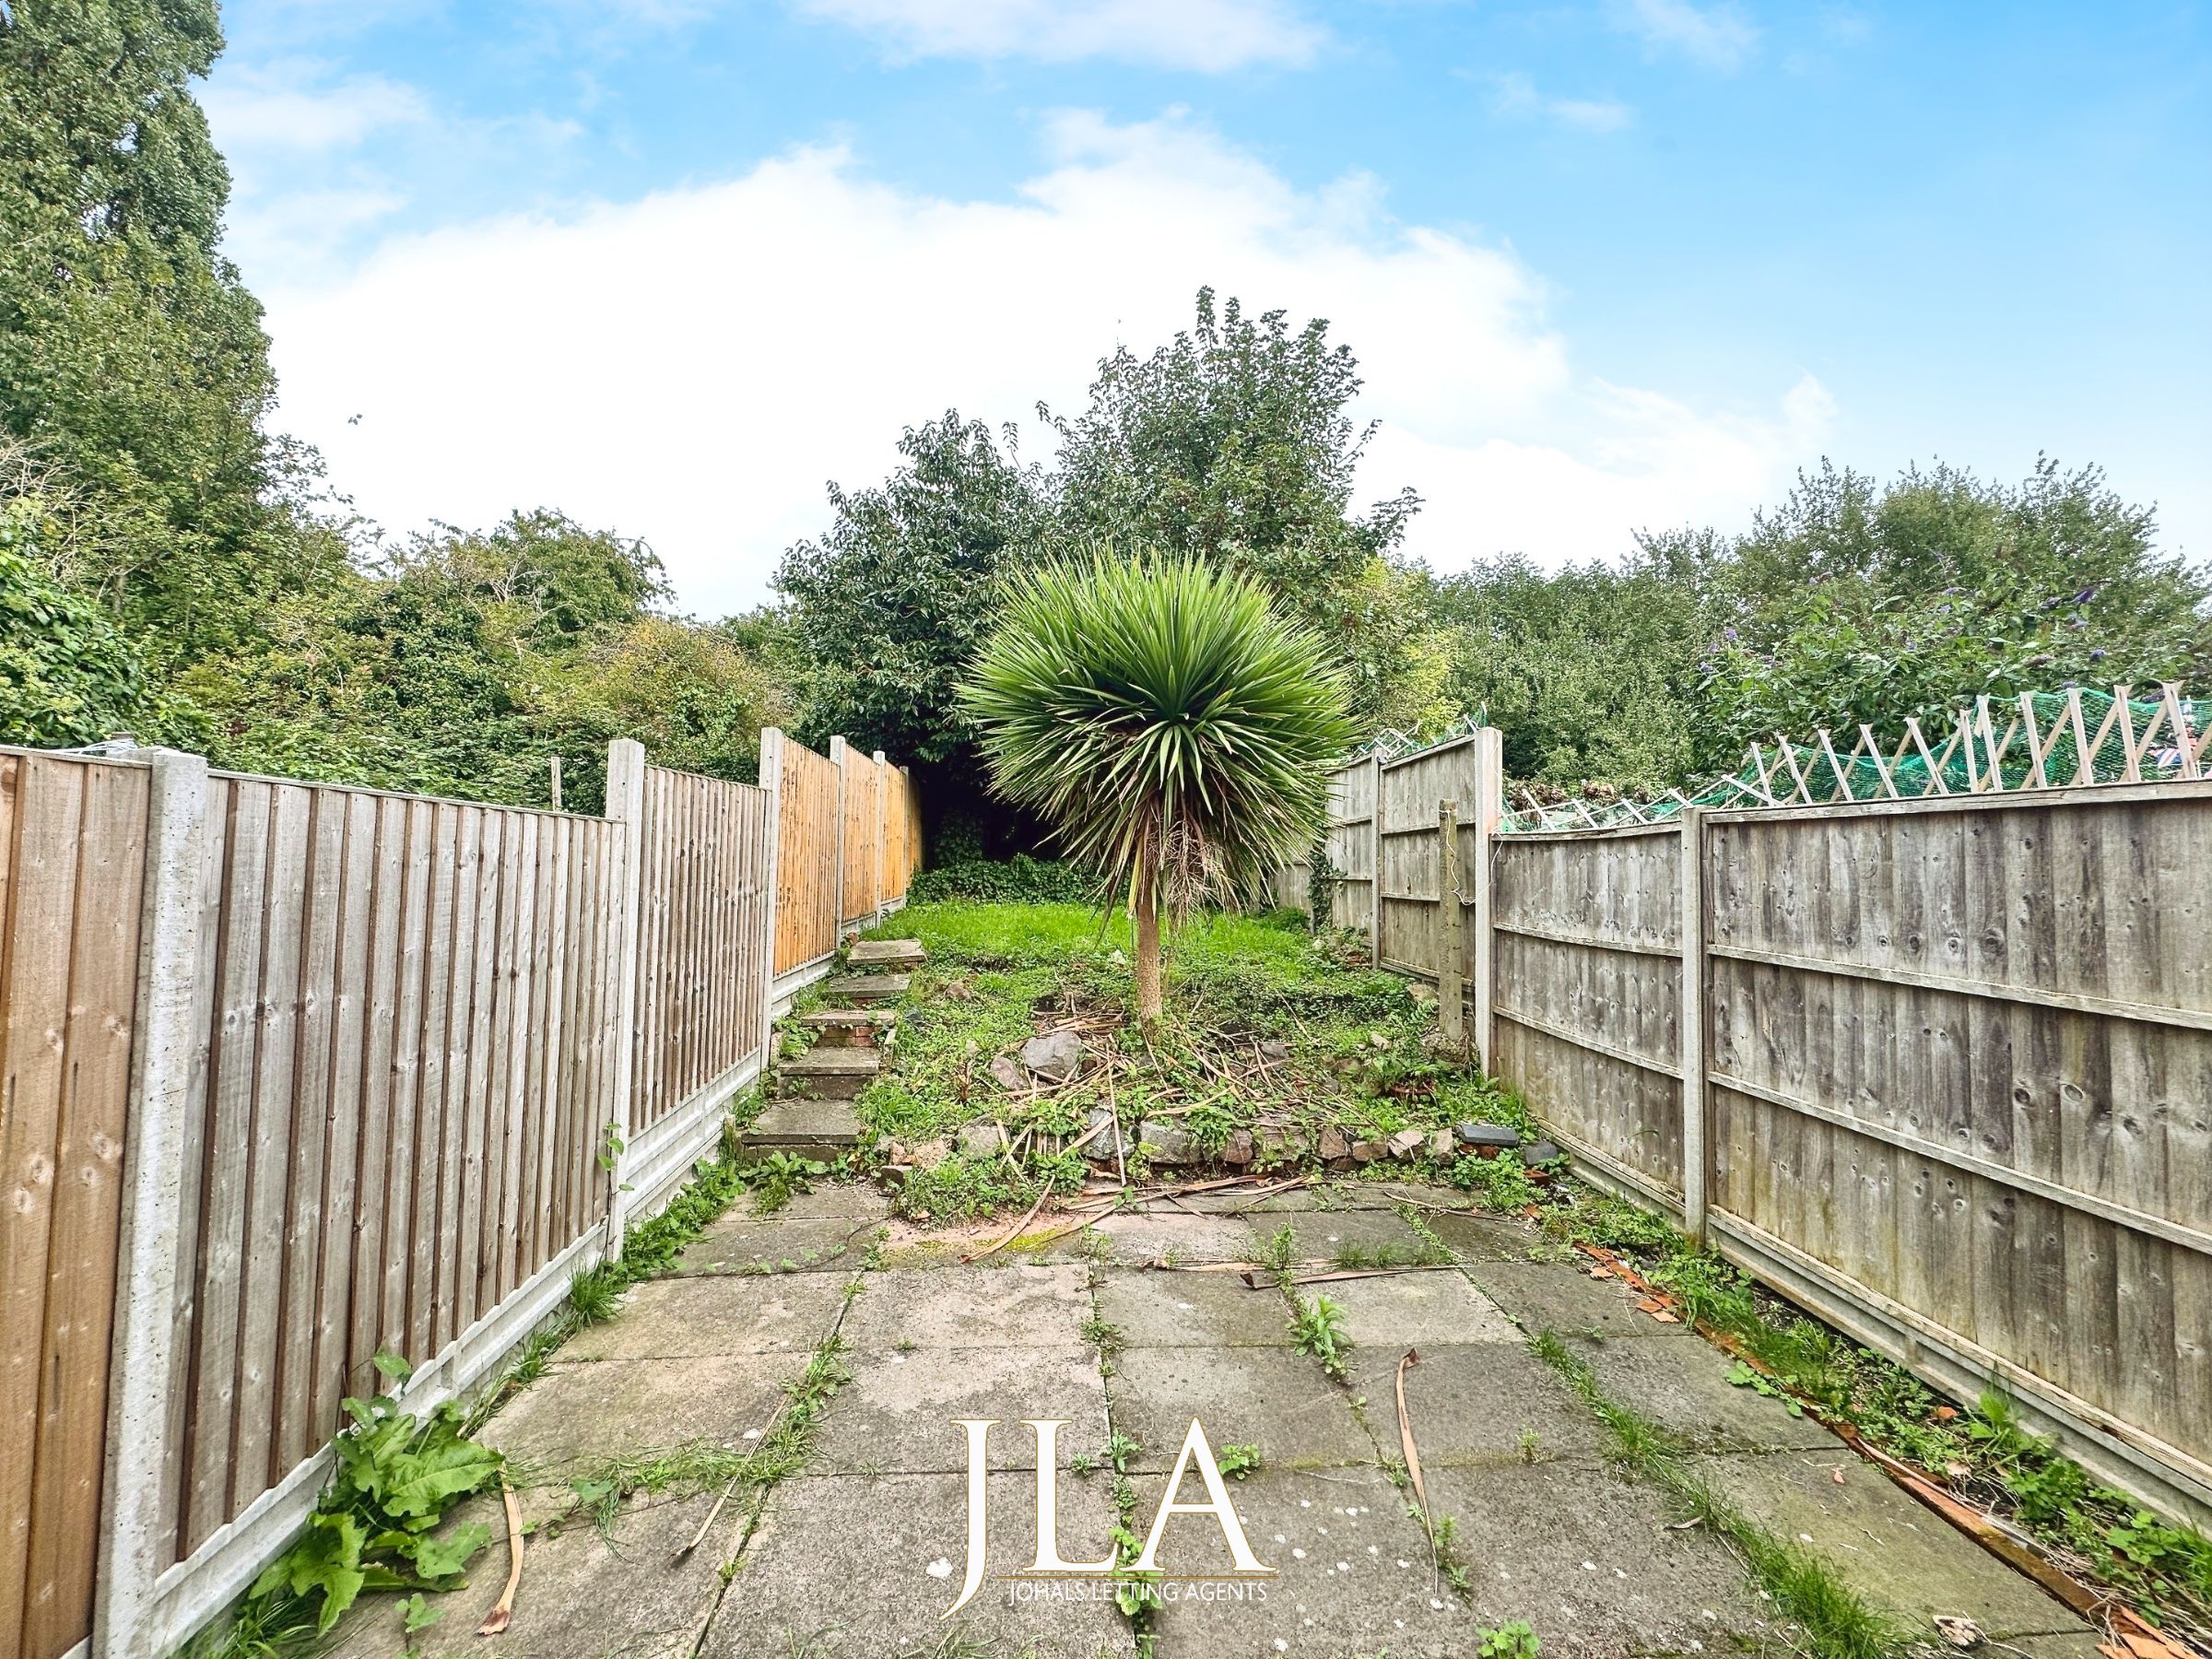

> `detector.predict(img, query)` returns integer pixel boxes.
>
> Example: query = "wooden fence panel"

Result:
[1485,776,2212,1523]
[0,754,148,1659]
[1489,825,1688,1205]
[631,768,771,1132]
[840,750,880,924]
[1375,737,1486,980]
[0,733,915,1658]
[1700,788,2212,1516]
[772,738,841,977]
[164,780,620,1562]
[1323,760,1375,935]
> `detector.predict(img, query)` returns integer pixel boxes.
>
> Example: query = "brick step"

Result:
[818,972,909,1005]
[795,1008,897,1047]
[847,938,926,971]
[739,1099,862,1164]
[774,1045,882,1100]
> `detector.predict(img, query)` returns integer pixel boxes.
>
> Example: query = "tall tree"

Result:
[0,0,294,654]
[778,411,1044,766]
[1043,288,1432,733]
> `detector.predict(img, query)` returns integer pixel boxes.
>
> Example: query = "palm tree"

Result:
[959,553,1355,1024]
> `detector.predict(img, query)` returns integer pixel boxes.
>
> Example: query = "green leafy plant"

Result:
[959,553,1355,1025]
[1215,1443,1262,1480]
[1475,1619,1542,1658]
[232,1353,502,1641]
[745,1150,829,1214]
[1288,1295,1351,1380]
[1726,1359,1806,1417]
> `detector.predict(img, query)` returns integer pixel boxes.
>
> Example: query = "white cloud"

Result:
[1485,72,1633,133]
[257,112,1831,614]
[201,60,430,150]
[1609,0,1759,69]
[790,0,1325,69]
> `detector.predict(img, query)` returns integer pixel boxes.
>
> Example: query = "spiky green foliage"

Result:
[959,552,1353,917]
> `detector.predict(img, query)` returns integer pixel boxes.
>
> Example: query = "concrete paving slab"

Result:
[557,1274,851,1363]
[1143,1464,1472,1659]
[1417,1206,1542,1262]
[1312,1269,1521,1348]
[1107,1346,1378,1475]
[703,1471,1136,1659]
[324,1490,730,1659]
[1087,1210,1257,1265]
[1426,1461,1780,1655]
[1242,1208,1437,1267]
[1550,1329,1847,1454]
[1456,1259,1701,1343]
[485,1352,795,1506]
[1095,1268,1294,1347]
[1697,1448,2093,1642]
[1338,1343,1605,1467]
[810,1344,1111,1476]
[765,1183,894,1221]
[668,1214,866,1276]
[838,1262,1091,1351]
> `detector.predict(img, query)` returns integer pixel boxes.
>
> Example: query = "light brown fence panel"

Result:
[0,752,148,1659]
[1490,824,1688,1206]
[1323,760,1375,935]
[772,738,840,977]
[1700,784,2212,1521]
[165,779,621,1568]
[880,766,912,905]
[840,748,880,924]
[1375,737,1486,980]
[631,768,771,1136]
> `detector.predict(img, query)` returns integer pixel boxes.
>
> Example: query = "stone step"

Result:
[818,972,909,1005]
[739,1099,862,1164]
[775,1045,882,1100]
[847,938,926,971]
[795,1008,897,1047]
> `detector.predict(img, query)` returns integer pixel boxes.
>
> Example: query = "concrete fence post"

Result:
[603,738,648,1258]
[828,736,849,937]
[95,748,209,1659]
[758,727,785,1051]
[1470,727,1503,1072]
[1437,797,1464,1051]
[1679,806,1710,1247]
[872,748,888,924]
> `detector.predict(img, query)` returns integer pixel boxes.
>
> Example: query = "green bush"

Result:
[907,855,1096,906]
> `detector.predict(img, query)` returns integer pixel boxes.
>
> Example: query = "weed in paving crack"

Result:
[1288,1293,1351,1381]
[1531,1330,1908,1659]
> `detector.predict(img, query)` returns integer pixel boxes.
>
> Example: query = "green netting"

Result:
[1498,686,2211,834]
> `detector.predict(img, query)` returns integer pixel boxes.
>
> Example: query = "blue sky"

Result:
[202,0,2212,617]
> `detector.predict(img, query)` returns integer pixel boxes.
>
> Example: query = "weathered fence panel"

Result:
[1322,759,1376,935]
[1489,823,1688,1207]
[1698,785,2212,1524]
[0,753,148,1659]
[164,778,624,1573]
[0,728,920,1659]
[623,766,772,1216]
[1374,735,1487,982]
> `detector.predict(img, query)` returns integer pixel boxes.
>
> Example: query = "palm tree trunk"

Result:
[1134,882,1163,1025]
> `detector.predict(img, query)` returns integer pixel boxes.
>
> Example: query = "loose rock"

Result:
[1137,1119,1198,1166]
[1020,1029,1085,1083]
[1388,1128,1427,1160]
[987,1054,1028,1093]
[956,1122,1002,1161]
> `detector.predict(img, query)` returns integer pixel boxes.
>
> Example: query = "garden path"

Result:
[326,1182,2103,1659]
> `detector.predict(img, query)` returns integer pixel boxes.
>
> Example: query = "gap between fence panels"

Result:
[0,727,923,1659]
